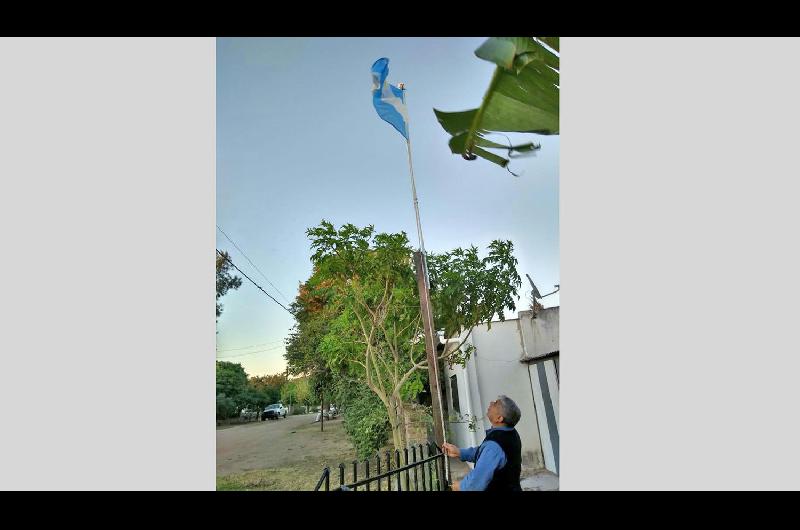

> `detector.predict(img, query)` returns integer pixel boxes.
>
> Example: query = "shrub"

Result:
[342,385,390,459]
[216,393,237,420]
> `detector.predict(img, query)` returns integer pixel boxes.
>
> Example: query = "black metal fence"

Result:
[314,442,449,491]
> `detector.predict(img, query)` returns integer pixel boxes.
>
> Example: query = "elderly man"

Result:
[443,395,522,491]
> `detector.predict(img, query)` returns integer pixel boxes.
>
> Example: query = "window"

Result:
[450,375,461,414]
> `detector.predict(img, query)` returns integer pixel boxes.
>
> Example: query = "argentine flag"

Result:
[371,58,409,140]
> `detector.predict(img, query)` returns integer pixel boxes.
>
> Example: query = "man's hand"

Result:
[442,442,460,458]
[452,480,461,491]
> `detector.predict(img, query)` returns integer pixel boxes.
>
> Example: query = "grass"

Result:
[217,417,359,491]
[216,450,357,491]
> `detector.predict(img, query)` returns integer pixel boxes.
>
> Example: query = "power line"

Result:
[216,344,285,359]
[216,340,284,353]
[216,225,291,304]
[217,249,292,314]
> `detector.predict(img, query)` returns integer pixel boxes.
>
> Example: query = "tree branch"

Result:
[394,361,425,398]
[441,326,476,362]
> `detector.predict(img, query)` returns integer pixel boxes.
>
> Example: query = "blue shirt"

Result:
[458,426,513,491]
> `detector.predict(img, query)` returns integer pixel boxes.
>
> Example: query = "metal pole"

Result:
[402,86,449,485]
[320,390,324,432]
[401,87,425,254]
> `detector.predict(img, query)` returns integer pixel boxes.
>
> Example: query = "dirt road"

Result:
[217,413,358,490]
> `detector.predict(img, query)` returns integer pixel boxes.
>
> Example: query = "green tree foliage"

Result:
[294,377,312,407]
[216,361,248,401]
[215,362,288,418]
[286,221,521,451]
[216,394,237,420]
[434,37,559,173]
[279,377,312,411]
[216,361,248,419]
[280,380,297,405]
[249,373,286,405]
[341,383,391,459]
[216,251,242,319]
[285,268,340,410]
[427,240,521,364]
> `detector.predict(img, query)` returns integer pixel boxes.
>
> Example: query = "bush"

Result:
[342,386,390,459]
[216,393,237,420]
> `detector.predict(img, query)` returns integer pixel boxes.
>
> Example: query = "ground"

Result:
[217,413,357,491]
[216,412,559,491]
[520,471,559,491]
[447,456,559,491]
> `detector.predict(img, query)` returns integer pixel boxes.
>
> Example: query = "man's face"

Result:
[487,398,504,425]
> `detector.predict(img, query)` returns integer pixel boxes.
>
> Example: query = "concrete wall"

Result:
[518,307,559,359]
[528,358,559,474]
[444,318,545,472]
[443,307,560,476]
[472,320,544,470]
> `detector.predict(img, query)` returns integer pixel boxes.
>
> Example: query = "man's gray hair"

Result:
[497,395,521,427]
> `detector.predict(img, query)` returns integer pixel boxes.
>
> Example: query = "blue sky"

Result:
[216,37,559,377]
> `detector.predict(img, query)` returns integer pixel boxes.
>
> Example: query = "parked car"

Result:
[314,405,338,422]
[262,403,288,420]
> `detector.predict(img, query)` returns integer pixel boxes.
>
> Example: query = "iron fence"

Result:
[314,442,448,491]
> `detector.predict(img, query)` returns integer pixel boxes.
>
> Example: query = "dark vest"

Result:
[475,427,522,491]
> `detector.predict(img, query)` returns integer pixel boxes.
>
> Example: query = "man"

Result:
[443,395,522,491]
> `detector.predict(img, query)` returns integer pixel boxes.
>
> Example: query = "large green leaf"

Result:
[476,37,559,73]
[474,38,518,69]
[434,37,559,173]
[448,132,539,153]
[433,108,478,136]
[480,91,558,133]
[539,37,559,53]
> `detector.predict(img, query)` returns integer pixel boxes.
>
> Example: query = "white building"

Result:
[442,307,559,476]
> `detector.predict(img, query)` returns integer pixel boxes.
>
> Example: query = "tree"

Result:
[341,383,391,459]
[217,251,242,319]
[249,373,287,405]
[277,377,309,411]
[427,240,522,361]
[216,361,248,400]
[216,361,248,418]
[293,377,312,412]
[216,394,237,420]
[280,380,297,406]
[434,37,559,173]
[239,386,265,414]
[285,273,340,413]
[296,221,521,452]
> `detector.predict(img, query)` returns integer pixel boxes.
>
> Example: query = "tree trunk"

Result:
[387,398,403,451]
[387,395,411,490]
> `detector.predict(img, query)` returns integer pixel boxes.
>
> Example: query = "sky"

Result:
[216,37,559,377]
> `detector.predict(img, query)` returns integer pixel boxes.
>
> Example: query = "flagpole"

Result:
[401,85,450,487]
[401,86,425,256]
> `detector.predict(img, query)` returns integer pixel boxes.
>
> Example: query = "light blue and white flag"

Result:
[371,58,409,140]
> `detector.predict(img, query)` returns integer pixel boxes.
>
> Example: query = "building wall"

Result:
[444,361,474,451]
[444,319,545,472]
[519,307,559,474]
[518,307,559,359]
[472,320,544,470]
[528,357,559,474]
[443,307,560,476]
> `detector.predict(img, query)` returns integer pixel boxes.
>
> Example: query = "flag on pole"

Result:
[371,58,409,140]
